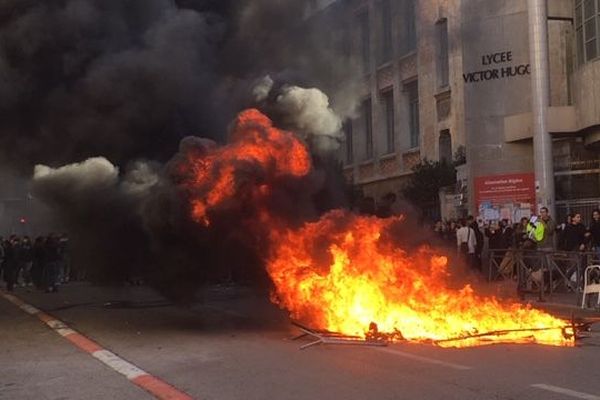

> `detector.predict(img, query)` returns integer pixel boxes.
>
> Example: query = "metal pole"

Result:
[528,0,555,217]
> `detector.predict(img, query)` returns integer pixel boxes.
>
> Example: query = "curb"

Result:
[0,290,195,400]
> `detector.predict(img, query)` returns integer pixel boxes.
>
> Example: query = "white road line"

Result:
[376,347,472,370]
[20,304,41,315]
[46,319,69,330]
[531,384,600,400]
[92,350,148,380]
[55,327,77,337]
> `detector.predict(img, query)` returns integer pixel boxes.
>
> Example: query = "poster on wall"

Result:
[474,173,535,224]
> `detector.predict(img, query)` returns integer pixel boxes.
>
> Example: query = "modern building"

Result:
[326,0,600,223]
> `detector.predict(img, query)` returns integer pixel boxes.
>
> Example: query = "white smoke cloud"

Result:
[276,85,342,139]
[121,161,160,196]
[252,75,274,102]
[33,157,119,190]
[253,76,343,152]
[33,157,161,201]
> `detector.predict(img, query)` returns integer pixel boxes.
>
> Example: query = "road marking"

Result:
[92,349,148,380]
[0,290,195,400]
[376,347,472,370]
[531,384,600,400]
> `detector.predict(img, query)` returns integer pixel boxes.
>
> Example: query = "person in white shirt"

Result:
[456,219,476,269]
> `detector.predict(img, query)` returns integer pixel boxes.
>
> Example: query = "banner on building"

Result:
[474,172,535,223]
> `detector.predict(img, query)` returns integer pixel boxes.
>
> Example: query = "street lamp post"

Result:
[528,0,555,217]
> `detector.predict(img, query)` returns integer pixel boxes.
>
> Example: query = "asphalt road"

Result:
[1,283,600,400]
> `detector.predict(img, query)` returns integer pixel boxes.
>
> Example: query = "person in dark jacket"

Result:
[467,216,484,270]
[18,236,34,287]
[562,213,587,252]
[31,236,46,289]
[3,237,19,291]
[43,234,61,293]
[589,209,600,260]
[486,223,504,250]
[556,214,573,250]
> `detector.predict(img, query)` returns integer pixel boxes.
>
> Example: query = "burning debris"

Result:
[265,210,573,348]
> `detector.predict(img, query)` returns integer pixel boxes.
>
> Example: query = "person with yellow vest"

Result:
[526,215,545,247]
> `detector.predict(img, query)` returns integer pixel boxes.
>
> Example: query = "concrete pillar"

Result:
[528,0,555,216]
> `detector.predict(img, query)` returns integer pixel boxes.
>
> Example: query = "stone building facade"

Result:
[327,0,600,223]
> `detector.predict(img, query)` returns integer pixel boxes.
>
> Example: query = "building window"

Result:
[363,98,373,159]
[344,119,353,164]
[400,0,417,55]
[379,0,393,64]
[381,90,395,153]
[439,130,452,163]
[575,0,600,64]
[406,81,420,148]
[357,12,370,73]
[437,19,449,87]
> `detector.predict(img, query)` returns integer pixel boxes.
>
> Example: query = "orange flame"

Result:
[267,211,572,347]
[185,109,311,225]
[185,109,573,347]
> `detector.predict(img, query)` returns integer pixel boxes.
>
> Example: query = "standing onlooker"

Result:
[556,214,573,250]
[538,207,556,250]
[496,219,516,278]
[31,236,46,289]
[3,236,18,291]
[486,222,504,250]
[515,217,531,249]
[18,236,34,287]
[57,234,69,284]
[467,216,484,270]
[456,219,477,270]
[562,213,587,252]
[43,234,61,293]
[589,209,600,262]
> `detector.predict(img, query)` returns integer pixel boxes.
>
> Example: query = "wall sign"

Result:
[463,51,530,83]
[475,172,535,223]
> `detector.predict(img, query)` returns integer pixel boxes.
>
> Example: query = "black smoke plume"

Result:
[0,0,358,171]
[12,0,357,301]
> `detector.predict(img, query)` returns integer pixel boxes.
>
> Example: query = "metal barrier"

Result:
[487,249,600,302]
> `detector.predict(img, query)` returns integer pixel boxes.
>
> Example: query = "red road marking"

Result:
[64,332,104,354]
[1,290,196,400]
[37,312,55,323]
[133,375,195,400]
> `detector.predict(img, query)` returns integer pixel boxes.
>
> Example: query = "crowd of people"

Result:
[434,208,600,274]
[0,234,71,293]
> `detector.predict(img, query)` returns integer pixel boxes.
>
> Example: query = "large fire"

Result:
[186,109,573,348]
[266,211,572,347]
